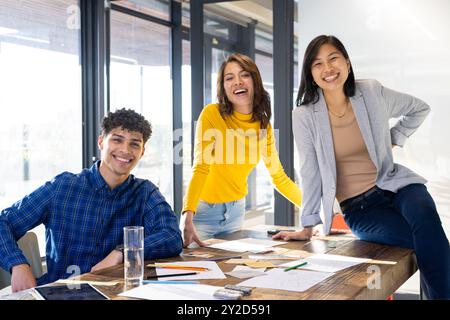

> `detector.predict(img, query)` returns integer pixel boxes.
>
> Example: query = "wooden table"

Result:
[79,225,418,300]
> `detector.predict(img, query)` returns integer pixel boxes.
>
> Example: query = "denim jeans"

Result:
[193,198,246,241]
[341,183,450,299]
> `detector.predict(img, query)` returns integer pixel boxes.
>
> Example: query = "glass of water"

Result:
[123,226,144,288]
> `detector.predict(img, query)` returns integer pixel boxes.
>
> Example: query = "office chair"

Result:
[0,231,43,290]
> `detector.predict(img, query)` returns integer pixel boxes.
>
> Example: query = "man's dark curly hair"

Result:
[101,108,152,143]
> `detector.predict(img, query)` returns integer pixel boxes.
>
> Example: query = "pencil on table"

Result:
[146,264,209,272]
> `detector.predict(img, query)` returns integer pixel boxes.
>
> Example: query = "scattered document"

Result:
[119,283,223,300]
[238,268,333,292]
[154,261,226,280]
[225,266,267,279]
[279,253,370,273]
[208,238,287,253]
[0,287,38,300]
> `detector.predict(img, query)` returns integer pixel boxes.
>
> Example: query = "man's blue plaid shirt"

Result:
[0,161,182,285]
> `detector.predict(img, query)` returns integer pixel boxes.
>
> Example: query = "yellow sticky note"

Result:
[245,261,278,268]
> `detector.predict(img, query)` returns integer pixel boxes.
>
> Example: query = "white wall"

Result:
[297,0,450,237]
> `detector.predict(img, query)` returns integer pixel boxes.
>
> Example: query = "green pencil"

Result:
[284,261,308,272]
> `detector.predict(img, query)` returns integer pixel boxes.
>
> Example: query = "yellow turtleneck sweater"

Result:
[183,104,302,213]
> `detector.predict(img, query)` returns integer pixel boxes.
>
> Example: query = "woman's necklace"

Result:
[328,99,349,118]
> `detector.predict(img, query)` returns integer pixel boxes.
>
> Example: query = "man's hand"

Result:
[11,264,36,293]
[272,227,316,241]
[91,250,123,272]
[179,211,207,248]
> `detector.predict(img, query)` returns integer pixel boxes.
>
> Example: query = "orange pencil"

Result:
[146,264,209,272]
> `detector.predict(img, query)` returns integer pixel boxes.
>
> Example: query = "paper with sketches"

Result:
[154,261,226,280]
[279,253,370,273]
[208,238,287,253]
[225,266,267,279]
[119,283,223,300]
[237,268,333,292]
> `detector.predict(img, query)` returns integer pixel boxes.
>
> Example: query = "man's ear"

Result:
[140,146,145,159]
[98,135,104,150]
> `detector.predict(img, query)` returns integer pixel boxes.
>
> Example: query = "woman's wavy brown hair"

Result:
[216,53,271,129]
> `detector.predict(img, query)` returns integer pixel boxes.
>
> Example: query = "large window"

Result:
[114,0,170,20]
[0,0,82,254]
[110,9,174,206]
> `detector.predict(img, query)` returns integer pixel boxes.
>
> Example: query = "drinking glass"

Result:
[123,226,144,288]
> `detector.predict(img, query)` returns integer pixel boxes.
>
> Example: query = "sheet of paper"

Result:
[225,266,267,279]
[0,287,37,300]
[238,268,333,292]
[153,261,226,280]
[279,253,370,273]
[119,283,223,300]
[208,238,287,253]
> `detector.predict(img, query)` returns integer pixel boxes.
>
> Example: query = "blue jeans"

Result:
[341,184,450,299]
[193,198,246,241]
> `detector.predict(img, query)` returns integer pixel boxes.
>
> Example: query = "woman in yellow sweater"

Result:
[180,53,302,247]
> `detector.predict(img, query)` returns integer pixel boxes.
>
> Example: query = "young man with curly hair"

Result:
[0,108,182,292]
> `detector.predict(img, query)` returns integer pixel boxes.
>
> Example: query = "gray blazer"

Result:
[292,79,429,235]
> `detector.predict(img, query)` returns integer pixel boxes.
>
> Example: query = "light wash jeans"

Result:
[193,198,246,241]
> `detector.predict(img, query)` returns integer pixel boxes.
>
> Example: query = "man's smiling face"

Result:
[98,127,145,185]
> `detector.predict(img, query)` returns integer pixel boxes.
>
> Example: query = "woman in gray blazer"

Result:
[274,35,449,299]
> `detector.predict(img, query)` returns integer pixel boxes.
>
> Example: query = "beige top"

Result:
[328,104,377,203]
